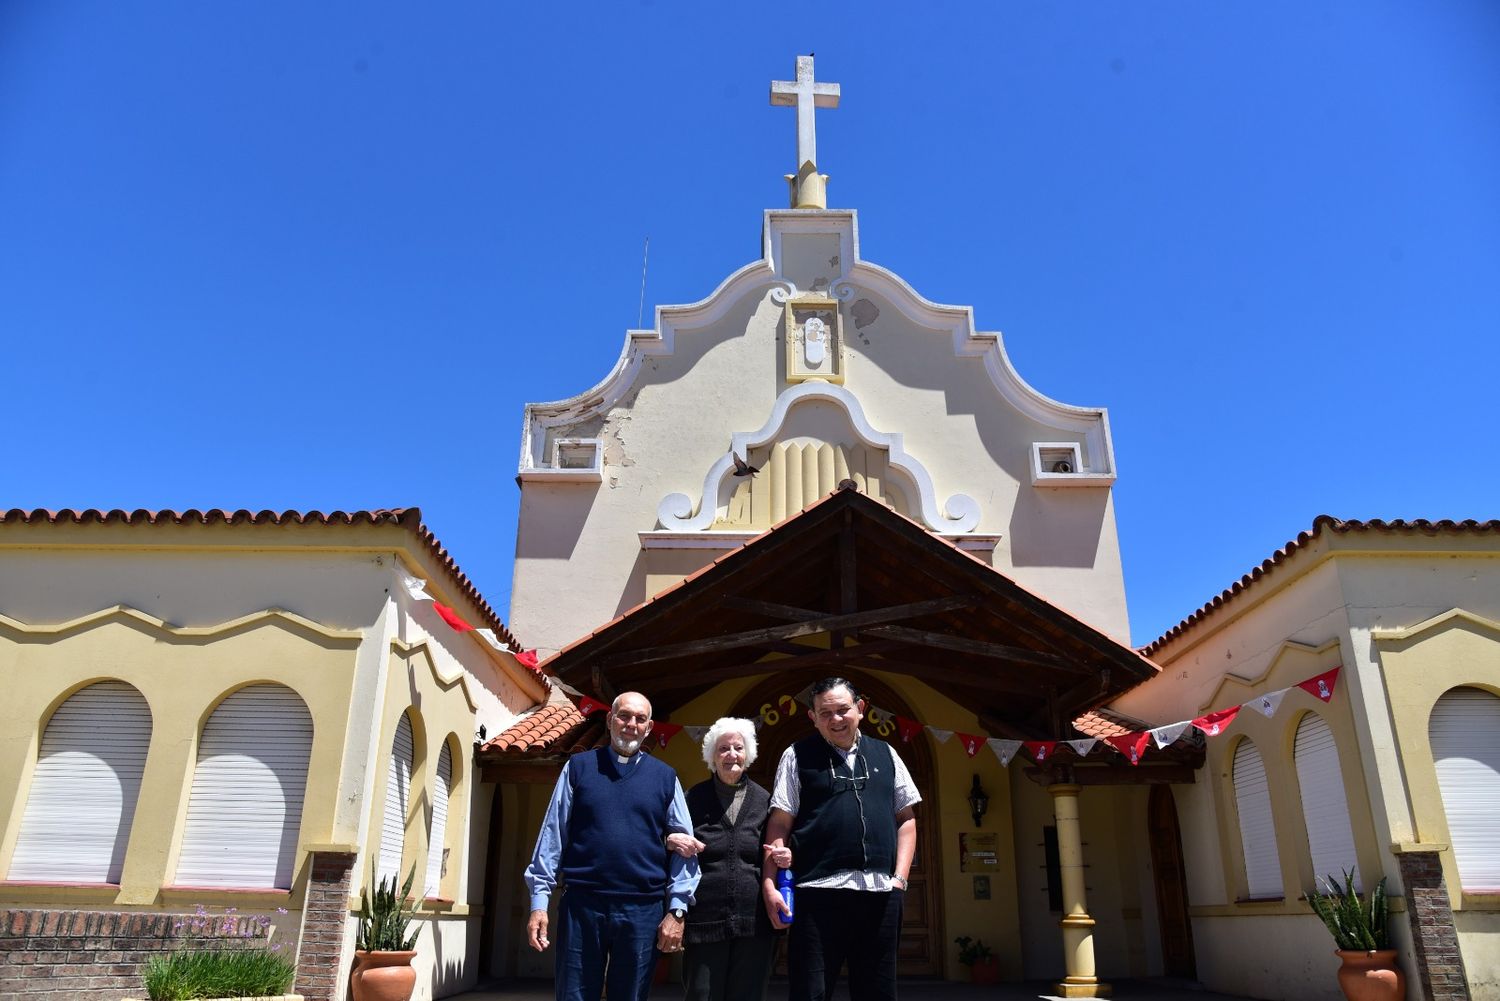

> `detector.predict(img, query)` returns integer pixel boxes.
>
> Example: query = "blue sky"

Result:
[4,2,1497,646]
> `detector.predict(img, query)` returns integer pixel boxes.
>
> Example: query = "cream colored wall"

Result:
[512,214,1130,656]
[0,606,359,916]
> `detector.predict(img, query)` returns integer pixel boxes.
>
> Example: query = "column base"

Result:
[1052,979,1112,998]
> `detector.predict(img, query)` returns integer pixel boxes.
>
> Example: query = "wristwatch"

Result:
[669,907,687,920]
[893,875,908,890]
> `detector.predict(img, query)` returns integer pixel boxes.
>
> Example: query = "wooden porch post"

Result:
[1050,783,1111,998]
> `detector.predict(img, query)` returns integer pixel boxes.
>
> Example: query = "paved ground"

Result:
[451,977,1259,1001]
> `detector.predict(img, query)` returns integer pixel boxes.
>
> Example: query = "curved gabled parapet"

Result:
[656,381,980,533]
[519,208,1115,484]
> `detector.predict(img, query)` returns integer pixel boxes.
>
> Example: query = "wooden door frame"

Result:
[1147,784,1196,980]
[730,668,944,977]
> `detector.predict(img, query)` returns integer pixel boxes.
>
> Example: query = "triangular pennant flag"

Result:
[956,732,984,758]
[684,725,710,744]
[652,722,684,747]
[433,601,475,632]
[475,628,504,651]
[400,573,432,602]
[1192,706,1241,738]
[1250,688,1289,718]
[516,649,540,670]
[577,695,610,717]
[1150,721,1191,749]
[895,716,924,743]
[1105,731,1150,766]
[867,707,894,725]
[795,684,816,708]
[1024,741,1057,763]
[988,739,1022,767]
[1066,738,1098,757]
[928,727,954,744]
[1298,667,1341,704]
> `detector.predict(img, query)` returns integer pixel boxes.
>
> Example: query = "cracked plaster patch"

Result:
[851,298,880,329]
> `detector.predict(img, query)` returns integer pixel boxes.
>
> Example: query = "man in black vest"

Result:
[762,677,920,1001]
[524,691,701,1001]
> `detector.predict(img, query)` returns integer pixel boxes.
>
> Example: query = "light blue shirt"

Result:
[524,752,700,913]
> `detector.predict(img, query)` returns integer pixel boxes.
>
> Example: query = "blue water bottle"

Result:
[776,868,794,925]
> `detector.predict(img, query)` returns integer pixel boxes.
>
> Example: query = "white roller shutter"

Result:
[1431,687,1500,891]
[9,681,152,883]
[1233,739,1284,899]
[1295,713,1361,892]
[377,713,414,887]
[175,685,313,889]
[424,741,452,898]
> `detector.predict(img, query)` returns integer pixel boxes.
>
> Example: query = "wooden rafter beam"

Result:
[596,595,980,668]
[860,623,1082,673]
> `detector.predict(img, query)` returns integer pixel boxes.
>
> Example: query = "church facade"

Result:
[3,57,1499,1001]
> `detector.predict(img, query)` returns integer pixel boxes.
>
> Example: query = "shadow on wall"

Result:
[516,483,603,562]
[1007,487,1108,570]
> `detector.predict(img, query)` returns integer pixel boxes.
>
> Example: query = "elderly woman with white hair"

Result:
[666,716,792,1001]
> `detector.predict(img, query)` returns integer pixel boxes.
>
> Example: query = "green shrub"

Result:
[954,935,994,966]
[143,947,295,1000]
[356,864,420,952]
[1307,868,1389,951]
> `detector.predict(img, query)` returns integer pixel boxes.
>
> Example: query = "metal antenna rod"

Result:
[637,236,650,329]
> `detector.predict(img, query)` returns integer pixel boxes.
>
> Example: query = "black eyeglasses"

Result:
[831,753,869,792]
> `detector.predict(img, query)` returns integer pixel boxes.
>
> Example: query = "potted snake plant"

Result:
[1306,869,1405,1001]
[350,865,420,1001]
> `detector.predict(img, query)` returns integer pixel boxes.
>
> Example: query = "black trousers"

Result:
[681,934,775,1001]
[787,888,903,1001]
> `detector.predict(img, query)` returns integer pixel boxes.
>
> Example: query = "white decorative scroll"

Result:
[655,382,981,533]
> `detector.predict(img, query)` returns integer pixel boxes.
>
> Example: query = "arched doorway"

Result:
[732,669,943,977]
[1148,785,1196,979]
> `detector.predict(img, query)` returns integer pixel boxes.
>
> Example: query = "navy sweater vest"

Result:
[789,735,898,882]
[560,747,676,901]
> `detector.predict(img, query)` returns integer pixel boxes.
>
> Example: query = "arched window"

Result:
[1430,687,1500,891]
[9,681,152,883]
[377,712,415,887]
[1232,738,1283,899]
[175,684,313,889]
[1294,713,1361,891]
[424,740,453,898]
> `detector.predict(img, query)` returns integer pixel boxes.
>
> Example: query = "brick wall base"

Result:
[0,907,272,1000]
[1398,849,1471,1001]
[294,850,357,1001]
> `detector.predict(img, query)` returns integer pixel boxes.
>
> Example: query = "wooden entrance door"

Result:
[1148,785,1196,979]
[732,670,942,976]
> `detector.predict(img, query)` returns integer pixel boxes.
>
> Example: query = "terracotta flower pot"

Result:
[970,955,1001,984]
[1335,949,1405,1001]
[350,949,418,1001]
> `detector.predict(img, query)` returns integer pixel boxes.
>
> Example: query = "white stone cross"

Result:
[770,55,841,171]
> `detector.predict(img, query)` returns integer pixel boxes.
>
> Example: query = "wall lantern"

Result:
[968,774,990,828]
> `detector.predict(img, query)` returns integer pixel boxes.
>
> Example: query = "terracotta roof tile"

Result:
[1143,515,1500,656]
[1070,711,1133,740]
[482,702,594,755]
[0,506,525,656]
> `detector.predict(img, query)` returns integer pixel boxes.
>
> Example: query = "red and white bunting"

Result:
[432,601,475,633]
[400,573,433,602]
[683,725,710,745]
[1298,667,1341,703]
[928,727,954,744]
[1024,741,1057,764]
[1106,731,1150,766]
[988,739,1022,766]
[652,722,684,747]
[1192,706,1241,738]
[956,732,984,758]
[577,695,610,717]
[1150,721,1191,749]
[516,649,540,670]
[895,716,924,743]
[1065,738,1098,757]
[1249,687,1289,718]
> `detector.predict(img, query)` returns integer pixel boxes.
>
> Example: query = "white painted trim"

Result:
[655,382,980,533]
[517,209,1115,480]
[638,530,1001,553]
[1031,442,1115,487]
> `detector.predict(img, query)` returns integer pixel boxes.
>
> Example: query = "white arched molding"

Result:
[175,684,313,889]
[1231,738,1284,900]
[424,740,453,898]
[1293,712,1361,891]
[9,681,152,883]
[655,382,980,534]
[519,210,1114,484]
[1430,687,1500,891]
[377,712,417,887]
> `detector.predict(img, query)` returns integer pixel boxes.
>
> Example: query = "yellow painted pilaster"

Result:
[1050,783,1111,998]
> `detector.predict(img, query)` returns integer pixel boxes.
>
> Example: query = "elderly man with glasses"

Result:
[762,677,921,1001]
[525,691,700,1001]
